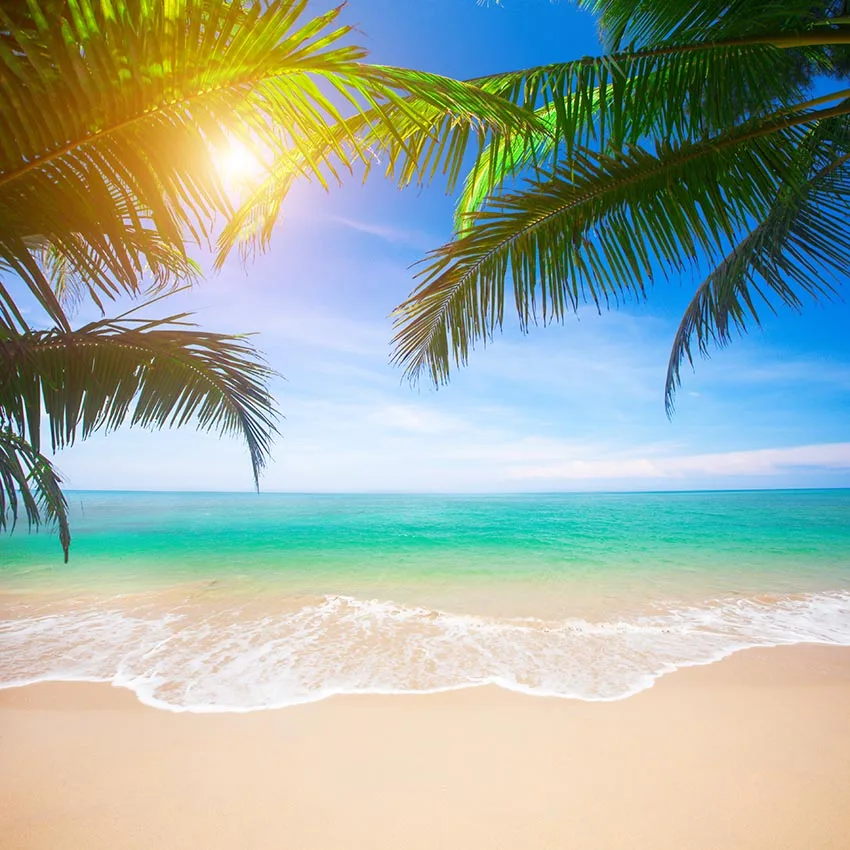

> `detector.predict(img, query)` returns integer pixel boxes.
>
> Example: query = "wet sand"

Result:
[1,644,849,849]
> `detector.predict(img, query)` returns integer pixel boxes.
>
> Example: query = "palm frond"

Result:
[217,65,543,264]
[0,306,279,488]
[446,43,843,243]
[1,0,539,323]
[665,117,850,412]
[30,234,201,314]
[224,34,844,261]
[455,97,568,232]
[393,100,850,385]
[478,39,841,148]
[0,428,70,562]
[578,0,839,50]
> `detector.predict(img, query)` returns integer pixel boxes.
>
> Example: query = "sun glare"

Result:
[215,140,263,187]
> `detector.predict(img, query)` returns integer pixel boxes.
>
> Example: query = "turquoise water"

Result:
[1,490,849,709]
[4,489,850,586]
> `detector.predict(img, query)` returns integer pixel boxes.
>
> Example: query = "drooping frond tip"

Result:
[0,308,281,492]
[0,429,71,561]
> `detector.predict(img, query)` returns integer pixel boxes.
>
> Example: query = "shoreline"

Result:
[2,644,849,849]
[4,587,849,711]
[2,636,849,713]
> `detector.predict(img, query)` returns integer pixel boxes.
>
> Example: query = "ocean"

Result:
[1,490,848,711]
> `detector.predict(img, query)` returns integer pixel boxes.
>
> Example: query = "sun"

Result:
[215,140,263,186]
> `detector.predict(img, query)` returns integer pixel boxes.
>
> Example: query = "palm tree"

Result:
[0,0,536,558]
[391,0,850,414]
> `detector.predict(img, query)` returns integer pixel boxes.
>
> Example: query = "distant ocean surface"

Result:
[1,490,849,711]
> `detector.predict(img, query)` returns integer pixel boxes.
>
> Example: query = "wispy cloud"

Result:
[323,215,437,252]
[370,403,471,435]
[511,442,850,481]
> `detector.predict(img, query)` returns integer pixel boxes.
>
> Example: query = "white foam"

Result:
[1,591,849,712]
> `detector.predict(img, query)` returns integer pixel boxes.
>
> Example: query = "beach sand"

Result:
[1,644,849,849]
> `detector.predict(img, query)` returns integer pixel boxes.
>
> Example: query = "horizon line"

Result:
[62,486,850,496]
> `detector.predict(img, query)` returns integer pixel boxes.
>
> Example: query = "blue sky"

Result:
[21,0,850,491]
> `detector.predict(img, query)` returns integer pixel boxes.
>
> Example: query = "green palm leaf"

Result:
[0,305,279,489]
[0,428,70,562]
[31,234,201,313]
[665,115,850,413]
[578,0,841,50]
[455,97,568,232]
[393,99,850,385]
[395,0,850,399]
[451,16,850,229]
[217,65,544,263]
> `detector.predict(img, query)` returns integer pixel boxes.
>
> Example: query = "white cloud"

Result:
[511,442,850,481]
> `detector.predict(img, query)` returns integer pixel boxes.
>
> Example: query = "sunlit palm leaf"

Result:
[455,97,568,231]
[32,235,201,313]
[217,65,543,263]
[220,36,821,263]
[0,0,538,328]
[0,429,70,562]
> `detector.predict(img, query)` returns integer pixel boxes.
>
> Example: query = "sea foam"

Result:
[1,591,849,711]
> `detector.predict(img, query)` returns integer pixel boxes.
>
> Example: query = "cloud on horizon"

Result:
[509,442,850,482]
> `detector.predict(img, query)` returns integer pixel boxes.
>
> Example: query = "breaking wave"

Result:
[2,591,849,711]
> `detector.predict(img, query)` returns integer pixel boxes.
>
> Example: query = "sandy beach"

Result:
[1,644,848,849]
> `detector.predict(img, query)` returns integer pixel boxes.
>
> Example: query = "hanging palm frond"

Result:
[393,0,850,401]
[0,306,279,489]
[0,0,538,329]
[393,96,850,384]
[665,115,850,413]
[0,428,70,562]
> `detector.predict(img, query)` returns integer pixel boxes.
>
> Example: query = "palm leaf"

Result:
[1,0,539,327]
[31,234,201,313]
[392,99,850,385]
[448,1,850,232]
[220,35,833,262]
[217,65,544,263]
[455,97,571,232]
[0,305,279,488]
[450,41,846,233]
[578,0,844,50]
[0,428,70,562]
[665,115,850,412]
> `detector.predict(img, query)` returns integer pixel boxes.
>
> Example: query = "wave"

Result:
[1,591,849,711]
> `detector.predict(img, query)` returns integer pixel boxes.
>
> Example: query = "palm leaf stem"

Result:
[467,28,850,87]
[784,87,850,113]
[423,99,850,298]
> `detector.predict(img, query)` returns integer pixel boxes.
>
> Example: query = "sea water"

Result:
[1,490,848,710]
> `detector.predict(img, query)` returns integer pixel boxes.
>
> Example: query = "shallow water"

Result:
[2,491,849,710]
